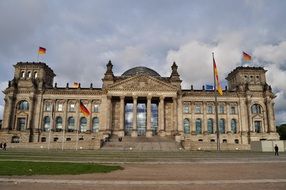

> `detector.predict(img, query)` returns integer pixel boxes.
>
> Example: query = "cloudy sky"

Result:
[0,0,285,125]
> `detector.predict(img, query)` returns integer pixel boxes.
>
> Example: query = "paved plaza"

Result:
[0,150,286,190]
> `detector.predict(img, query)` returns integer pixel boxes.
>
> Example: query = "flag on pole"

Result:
[213,56,223,96]
[79,101,90,117]
[242,51,251,62]
[38,47,46,55]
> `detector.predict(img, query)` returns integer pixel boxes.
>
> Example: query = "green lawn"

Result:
[0,161,123,176]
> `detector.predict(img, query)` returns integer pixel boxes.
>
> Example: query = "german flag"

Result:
[79,101,90,117]
[213,56,223,96]
[38,47,46,55]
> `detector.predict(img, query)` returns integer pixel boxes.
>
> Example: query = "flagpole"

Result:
[76,100,80,151]
[212,52,220,151]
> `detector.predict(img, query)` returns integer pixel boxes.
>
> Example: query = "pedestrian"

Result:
[274,144,279,156]
[0,142,2,149]
[3,143,7,151]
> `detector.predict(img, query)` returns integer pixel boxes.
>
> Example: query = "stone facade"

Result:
[0,61,279,149]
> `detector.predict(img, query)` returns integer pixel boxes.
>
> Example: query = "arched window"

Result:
[92,117,99,132]
[195,118,202,134]
[67,117,75,132]
[43,116,50,131]
[55,116,63,131]
[251,104,262,114]
[34,71,38,78]
[183,118,190,134]
[27,71,31,78]
[207,119,214,134]
[18,100,29,110]
[79,117,87,132]
[231,119,237,133]
[21,71,25,78]
[219,119,225,134]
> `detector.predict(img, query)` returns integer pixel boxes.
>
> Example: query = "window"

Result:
[230,106,236,114]
[183,119,190,134]
[219,119,225,134]
[57,103,63,111]
[27,71,31,78]
[69,103,75,112]
[207,105,213,114]
[41,137,46,142]
[219,104,224,114]
[17,118,26,131]
[67,117,75,132]
[210,139,215,143]
[195,104,201,113]
[254,121,262,133]
[34,72,38,78]
[195,118,202,134]
[235,139,239,144]
[45,102,52,111]
[18,100,29,110]
[93,104,99,112]
[43,116,50,131]
[11,136,20,143]
[54,137,59,142]
[21,71,25,78]
[183,103,189,113]
[79,117,87,132]
[207,119,214,134]
[223,139,227,143]
[231,119,237,133]
[55,117,63,131]
[252,104,262,114]
[92,117,99,132]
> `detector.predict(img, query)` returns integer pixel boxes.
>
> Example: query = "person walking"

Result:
[0,142,2,150]
[3,143,7,151]
[274,144,279,156]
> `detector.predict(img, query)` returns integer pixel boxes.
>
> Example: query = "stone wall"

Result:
[182,140,250,151]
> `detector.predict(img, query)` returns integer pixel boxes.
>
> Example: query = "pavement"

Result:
[1,155,286,190]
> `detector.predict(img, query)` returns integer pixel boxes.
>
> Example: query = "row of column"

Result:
[110,96,177,137]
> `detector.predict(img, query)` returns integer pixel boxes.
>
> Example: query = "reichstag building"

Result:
[0,61,279,148]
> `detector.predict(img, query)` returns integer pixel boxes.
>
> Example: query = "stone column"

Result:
[266,97,275,132]
[28,96,35,142]
[177,95,183,134]
[118,96,125,137]
[131,96,138,137]
[172,97,178,133]
[226,103,231,134]
[146,96,152,137]
[203,102,208,134]
[3,96,14,130]
[106,96,112,132]
[159,96,165,136]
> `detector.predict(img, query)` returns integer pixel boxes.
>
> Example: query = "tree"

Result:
[276,124,286,140]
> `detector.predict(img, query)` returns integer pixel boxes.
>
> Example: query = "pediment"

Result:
[108,75,178,92]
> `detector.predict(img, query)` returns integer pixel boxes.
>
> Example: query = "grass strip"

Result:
[0,161,122,176]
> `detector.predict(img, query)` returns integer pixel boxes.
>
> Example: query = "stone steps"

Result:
[101,136,182,151]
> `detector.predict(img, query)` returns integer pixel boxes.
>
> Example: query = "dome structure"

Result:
[121,66,160,77]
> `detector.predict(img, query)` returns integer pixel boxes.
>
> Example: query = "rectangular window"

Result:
[45,103,51,111]
[57,103,63,111]
[230,106,236,114]
[254,121,262,133]
[207,105,213,114]
[93,104,99,112]
[219,105,224,114]
[69,103,75,112]
[195,105,201,113]
[183,104,189,113]
[17,118,26,131]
